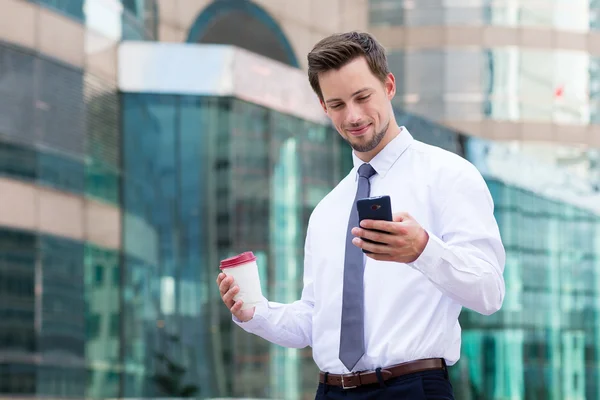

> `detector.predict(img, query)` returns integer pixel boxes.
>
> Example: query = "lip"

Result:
[347,124,371,137]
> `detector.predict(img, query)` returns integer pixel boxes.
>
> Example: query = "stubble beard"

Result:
[346,120,390,153]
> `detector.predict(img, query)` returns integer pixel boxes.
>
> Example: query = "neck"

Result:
[355,124,402,163]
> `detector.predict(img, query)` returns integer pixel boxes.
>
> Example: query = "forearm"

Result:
[233,297,313,348]
[234,214,317,348]
[410,232,505,315]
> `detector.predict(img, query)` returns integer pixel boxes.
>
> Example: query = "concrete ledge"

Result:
[440,119,598,147]
[372,25,600,55]
[0,177,121,250]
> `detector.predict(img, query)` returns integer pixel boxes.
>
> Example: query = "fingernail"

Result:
[352,238,360,245]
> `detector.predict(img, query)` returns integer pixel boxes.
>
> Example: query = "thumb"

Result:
[393,212,411,223]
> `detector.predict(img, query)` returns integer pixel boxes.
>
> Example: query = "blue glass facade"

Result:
[120,93,348,398]
[34,0,84,21]
[0,41,119,205]
[447,138,600,400]
[0,228,120,398]
[0,36,121,398]
[120,94,211,397]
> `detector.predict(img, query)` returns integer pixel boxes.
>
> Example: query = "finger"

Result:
[231,300,243,314]
[393,212,411,222]
[352,237,392,255]
[351,227,394,245]
[216,273,226,285]
[218,276,234,296]
[222,285,240,307]
[359,219,406,235]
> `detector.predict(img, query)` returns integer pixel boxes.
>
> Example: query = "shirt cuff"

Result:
[232,297,269,332]
[408,230,446,275]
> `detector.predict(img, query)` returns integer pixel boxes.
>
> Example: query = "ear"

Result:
[320,99,329,115]
[385,73,396,100]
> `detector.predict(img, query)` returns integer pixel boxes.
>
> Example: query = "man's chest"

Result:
[309,176,437,284]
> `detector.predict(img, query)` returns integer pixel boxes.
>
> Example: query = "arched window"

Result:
[187,0,299,68]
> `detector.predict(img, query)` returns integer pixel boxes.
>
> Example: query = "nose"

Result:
[345,104,362,125]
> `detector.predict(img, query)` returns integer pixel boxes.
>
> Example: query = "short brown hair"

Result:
[307,31,390,102]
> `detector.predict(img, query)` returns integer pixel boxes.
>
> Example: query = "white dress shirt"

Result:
[234,128,505,374]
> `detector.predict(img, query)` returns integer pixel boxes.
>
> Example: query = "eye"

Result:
[329,103,343,110]
[357,95,371,101]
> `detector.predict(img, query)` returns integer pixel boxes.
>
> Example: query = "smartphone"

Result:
[356,195,393,253]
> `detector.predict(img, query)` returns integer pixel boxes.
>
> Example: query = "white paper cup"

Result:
[219,251,263,310]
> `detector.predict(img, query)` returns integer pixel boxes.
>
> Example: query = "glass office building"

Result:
[116,42,352,398]
[121,94,346,398]
[369,0,600,145]
[0,0,154,395]
[447,138,600,400]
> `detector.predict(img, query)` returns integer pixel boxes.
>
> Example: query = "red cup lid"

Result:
[219,251,256,269]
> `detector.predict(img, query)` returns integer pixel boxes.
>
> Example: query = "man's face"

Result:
[318,57,396,155]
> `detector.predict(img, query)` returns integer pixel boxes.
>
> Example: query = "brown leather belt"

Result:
[318,358,445,389]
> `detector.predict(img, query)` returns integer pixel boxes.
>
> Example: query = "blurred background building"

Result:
[0,0,599,399]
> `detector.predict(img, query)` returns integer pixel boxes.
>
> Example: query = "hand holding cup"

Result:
[217,252,263,322]
[216,273,255,322]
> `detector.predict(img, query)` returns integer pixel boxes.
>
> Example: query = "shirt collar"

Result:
[351,126,414,180]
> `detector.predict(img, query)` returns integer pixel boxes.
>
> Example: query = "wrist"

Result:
[416,228,429,258]
[234,306,257,323]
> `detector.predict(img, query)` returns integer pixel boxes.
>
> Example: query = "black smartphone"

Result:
[356,195,393,253]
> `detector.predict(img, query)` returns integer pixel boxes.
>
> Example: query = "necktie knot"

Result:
[358,163,376,179]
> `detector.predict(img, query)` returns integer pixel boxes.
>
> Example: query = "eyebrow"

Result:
[325,88,371,104]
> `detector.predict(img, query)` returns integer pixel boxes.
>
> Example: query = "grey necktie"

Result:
[339,163,377,371]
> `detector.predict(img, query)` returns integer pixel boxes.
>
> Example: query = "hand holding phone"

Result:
[356,195,393,253]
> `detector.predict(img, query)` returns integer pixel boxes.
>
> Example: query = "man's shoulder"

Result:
[409,140,465,164]
[409,139,480,178]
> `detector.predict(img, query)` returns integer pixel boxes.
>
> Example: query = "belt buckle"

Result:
[341,374,357,389]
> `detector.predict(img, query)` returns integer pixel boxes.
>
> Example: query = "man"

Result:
[217,31,505,399]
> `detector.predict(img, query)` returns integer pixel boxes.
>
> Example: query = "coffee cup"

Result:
[219,251,263,310]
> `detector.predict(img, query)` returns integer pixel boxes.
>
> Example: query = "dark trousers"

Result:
[315,370,454,400]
